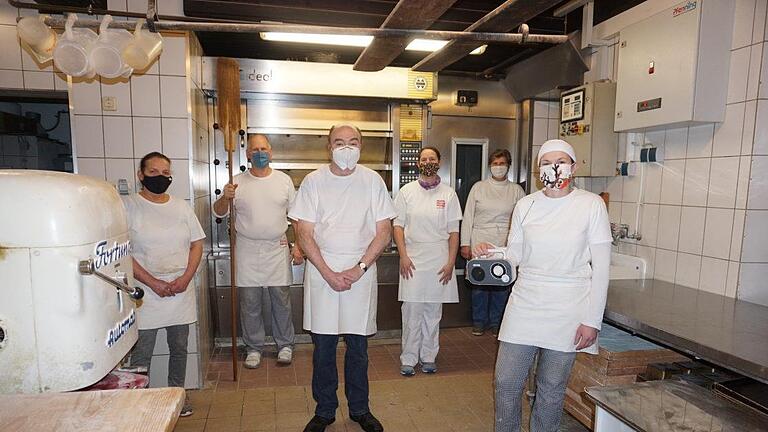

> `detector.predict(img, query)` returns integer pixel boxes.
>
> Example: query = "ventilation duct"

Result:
[503,39,589,102]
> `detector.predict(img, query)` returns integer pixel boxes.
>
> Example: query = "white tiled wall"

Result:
[579,0,768,306]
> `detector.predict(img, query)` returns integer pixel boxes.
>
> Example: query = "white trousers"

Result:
[400,301,443,366]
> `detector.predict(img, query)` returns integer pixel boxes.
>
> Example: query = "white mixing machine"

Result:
[0,170,143,393]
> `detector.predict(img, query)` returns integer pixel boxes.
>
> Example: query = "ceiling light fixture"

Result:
[260,32,486,55]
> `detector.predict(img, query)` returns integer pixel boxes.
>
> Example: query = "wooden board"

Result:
[353,0,458,71]
[564,325,690,430]
[412,0,563,72]
[0,387,184,432]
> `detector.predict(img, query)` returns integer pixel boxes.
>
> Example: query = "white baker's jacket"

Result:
[394,181,462,303]
[288,165,397,335]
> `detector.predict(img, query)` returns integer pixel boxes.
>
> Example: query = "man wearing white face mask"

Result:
[475,139,612,432]
[290,124,396,432]
[460,149,525,337]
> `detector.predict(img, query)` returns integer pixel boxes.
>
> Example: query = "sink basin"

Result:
[609,253,646,280]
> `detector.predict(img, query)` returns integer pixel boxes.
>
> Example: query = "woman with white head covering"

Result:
[475,139,612,432]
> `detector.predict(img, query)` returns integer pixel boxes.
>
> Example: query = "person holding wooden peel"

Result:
[290,123,396,432]
[213,134,302,369]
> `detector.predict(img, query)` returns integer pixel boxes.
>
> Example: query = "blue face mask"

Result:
[251,151,270,168]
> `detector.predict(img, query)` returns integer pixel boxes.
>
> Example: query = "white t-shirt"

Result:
[213,169,295,241]
[122,194,206,330]
[394,181,462,242]
[498,188,612,354]
[289,165,397,256]
[460,178,526,247]
[213,170,296,287]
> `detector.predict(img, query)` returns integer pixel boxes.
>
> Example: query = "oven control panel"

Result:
[399,141,421,187]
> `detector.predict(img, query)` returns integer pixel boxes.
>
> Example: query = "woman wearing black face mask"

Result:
[122,152,206,418]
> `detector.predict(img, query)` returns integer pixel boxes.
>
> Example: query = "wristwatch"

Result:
[358,261,368,273]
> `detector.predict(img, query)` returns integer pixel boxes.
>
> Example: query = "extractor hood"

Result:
[503,39,589,102]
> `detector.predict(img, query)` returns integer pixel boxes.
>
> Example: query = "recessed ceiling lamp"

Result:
[260,32,486,55]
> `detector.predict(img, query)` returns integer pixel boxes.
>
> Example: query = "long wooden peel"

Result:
[217,57,241,382]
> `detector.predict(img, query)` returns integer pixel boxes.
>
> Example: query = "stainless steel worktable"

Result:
[604,279,768,384]
[584,380,768,431]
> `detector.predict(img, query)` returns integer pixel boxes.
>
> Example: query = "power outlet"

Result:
[102,96,117,112]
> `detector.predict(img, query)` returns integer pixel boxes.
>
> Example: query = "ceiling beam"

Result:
[412,0,564,72]
[354,0,458,71]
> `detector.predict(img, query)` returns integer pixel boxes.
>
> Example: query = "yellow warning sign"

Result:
[407,71,437,99]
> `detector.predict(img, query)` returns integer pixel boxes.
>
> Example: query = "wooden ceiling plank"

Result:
[412,0,563,72]
[353,0,458,71]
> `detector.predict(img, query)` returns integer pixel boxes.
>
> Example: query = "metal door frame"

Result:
[450,137,488,189]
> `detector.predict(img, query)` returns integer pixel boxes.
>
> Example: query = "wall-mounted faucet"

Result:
[611,223,642,245]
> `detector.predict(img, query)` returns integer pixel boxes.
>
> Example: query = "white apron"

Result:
[303,251,378,336]
[398,240,459,303]
[498,274,597,354]
[235,234,292,287]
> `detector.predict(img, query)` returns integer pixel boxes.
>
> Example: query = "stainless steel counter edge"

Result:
[604,279,768,385]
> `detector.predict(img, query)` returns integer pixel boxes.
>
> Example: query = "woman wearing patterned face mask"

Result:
[474,139,612,432]
[460,149,526,337]
[393,147,463,377]
[123,152,206,418]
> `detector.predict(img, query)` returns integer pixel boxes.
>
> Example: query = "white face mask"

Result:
[539,163,573,189]
[490,165,508,179]
[332,145,360,170]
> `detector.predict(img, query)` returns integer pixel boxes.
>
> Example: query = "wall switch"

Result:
[102,96,117,112]
[116,178,130,195]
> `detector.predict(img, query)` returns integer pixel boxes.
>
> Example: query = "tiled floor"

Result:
[175,328,588,432]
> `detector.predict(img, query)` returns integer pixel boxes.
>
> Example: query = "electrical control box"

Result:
[454,90,478,106]
[614,0,735,132]
[559,81,618,177]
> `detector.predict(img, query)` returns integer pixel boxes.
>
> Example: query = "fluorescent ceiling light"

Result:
[261,32,373,47]
[405,39,486,55]
[260,32,486,55]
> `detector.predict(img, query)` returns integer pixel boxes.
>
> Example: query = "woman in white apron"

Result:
[394,146,462,376]
[460,149,526,336]
[123,152,206,418]
[474,140,612,432]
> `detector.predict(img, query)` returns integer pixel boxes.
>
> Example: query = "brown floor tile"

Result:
[207,402,243,419]
[204,416,240,432]
[242,399,275,416]
[173,418,206,432]
[240,413,277,431]
[211,389,244,404]
[244,387,276,401]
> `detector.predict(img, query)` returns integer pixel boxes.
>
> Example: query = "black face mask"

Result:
[141,174,172,194]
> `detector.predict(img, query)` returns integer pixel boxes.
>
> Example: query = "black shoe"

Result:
[350,412,384,432]
[303,415,335,432]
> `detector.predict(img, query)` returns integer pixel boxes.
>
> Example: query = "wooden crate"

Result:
[564,324,688,430]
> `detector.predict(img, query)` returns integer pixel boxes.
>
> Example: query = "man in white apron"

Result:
[289,124,396,432]
[213,134,302,368]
